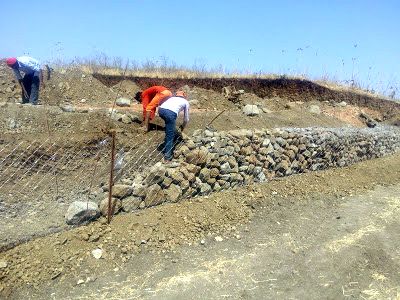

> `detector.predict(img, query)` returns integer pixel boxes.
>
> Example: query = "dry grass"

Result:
[49,55,399,102]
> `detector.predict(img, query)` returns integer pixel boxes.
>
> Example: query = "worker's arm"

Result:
[12,68,28,98]
[12,68,22,81]
[142,111,151,132]
[180,102,190,131]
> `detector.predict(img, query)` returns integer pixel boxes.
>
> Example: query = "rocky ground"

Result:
[1,152,400,299]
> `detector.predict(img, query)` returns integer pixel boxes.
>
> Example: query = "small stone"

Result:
[61,104,75,113]
[309,105,321,114]
[51,271,62,280]
[215,236,223,242]
[92,248,103,259]
[115,97,131,107]
[0,260,8,269]
[77,279,85,285]
[89,234,100,243]
[80,233,90,241]
[158,233,166,242]
[243,104,260,116]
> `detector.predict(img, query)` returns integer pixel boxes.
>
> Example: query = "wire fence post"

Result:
[107,130,116,224]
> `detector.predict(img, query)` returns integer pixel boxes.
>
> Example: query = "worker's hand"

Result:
[139,125,149,133]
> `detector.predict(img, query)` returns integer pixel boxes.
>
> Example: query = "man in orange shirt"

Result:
[135,86,172,127]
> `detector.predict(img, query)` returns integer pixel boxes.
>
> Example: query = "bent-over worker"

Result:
[136,86,172,127]
[6,56,44,105]
[157,91,189,161]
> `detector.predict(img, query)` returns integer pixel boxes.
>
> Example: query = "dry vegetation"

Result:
[50,55,399,102]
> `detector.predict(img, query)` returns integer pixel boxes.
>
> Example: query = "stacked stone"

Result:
[117,127,400,210]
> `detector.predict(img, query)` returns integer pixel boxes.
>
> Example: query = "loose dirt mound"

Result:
[0,64,137,107]
[95,74,400,120]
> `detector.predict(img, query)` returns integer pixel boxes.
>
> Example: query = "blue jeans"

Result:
[22,72,40,104]
[159,108,177,160]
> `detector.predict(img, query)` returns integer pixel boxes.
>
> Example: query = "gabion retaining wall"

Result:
[114,127,400,211]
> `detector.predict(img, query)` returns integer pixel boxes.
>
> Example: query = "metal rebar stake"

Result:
[107,130,116,224]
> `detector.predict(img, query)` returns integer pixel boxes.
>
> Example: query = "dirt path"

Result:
[4,152,400,299]
[55,184,400,300]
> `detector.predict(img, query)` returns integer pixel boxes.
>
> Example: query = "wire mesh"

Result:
[0,132,111,251]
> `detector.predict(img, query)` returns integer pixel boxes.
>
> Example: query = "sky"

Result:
[1,0,399,95]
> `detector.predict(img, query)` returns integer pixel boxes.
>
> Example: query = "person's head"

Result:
[6,57,17,68]
[175,90,187,98]
[134,91,142,102]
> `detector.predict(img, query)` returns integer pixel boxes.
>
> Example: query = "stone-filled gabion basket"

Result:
[115,126,400,211]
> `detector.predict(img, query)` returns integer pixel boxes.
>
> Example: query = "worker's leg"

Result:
[159,108,177,160]
[21,74,32,104]
[29,71,40,105]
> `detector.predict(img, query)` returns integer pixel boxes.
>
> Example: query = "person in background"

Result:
[6,56,44,105]
[151,90,189,161]
[135,86,172,127]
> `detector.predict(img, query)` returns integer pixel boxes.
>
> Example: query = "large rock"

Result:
[167,169,185,183]
[199,168,211,181]
[112,184,133,198]
[144,184,165,207]
[65,201,100,225]
[164,184,182,202]
[115,97,131,107]
[243,105,260,116]
[199,183,212,195]
[185,149,209,165]
[99,197,122,216]
[122,196,142,212]
[145,163,166,185]
[220,162,232,174]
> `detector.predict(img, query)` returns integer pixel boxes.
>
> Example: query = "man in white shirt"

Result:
[6,56,44,105]
[155,90,190,161]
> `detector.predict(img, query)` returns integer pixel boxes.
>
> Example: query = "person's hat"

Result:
[175,90,187,98]
[6,57,17,67]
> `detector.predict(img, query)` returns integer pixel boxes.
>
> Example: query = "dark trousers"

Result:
[158,108,177,160]
[21,72,40,104]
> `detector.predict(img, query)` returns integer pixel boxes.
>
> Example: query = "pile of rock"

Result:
[118,126,400,209]
[66,126,400,224]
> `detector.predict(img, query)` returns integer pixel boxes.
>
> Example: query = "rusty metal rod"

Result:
[107,130,116,224]
[206,109,226,128]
